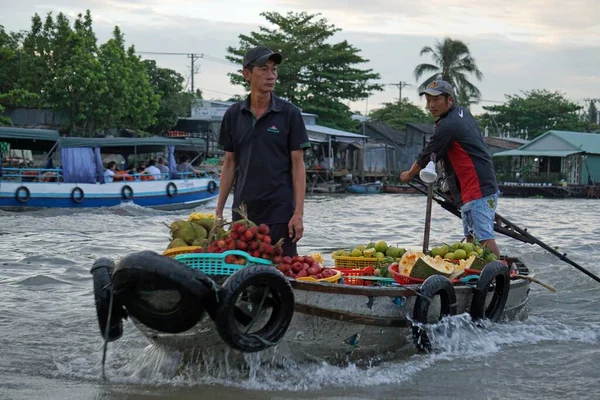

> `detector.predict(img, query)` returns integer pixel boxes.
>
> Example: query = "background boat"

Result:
[0,127,219,210]
[344,182,383,194]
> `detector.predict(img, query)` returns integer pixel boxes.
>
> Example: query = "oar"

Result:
[408,180,600,285]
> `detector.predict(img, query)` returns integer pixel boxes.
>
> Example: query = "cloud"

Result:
[1,1,599,115]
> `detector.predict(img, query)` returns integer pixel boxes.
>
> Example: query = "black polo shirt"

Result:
[218,93,310,224]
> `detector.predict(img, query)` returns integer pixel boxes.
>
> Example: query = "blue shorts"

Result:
[461,191,499,241]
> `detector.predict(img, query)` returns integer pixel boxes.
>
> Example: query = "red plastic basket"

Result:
[388,263,460,285]
[334,266,375,286]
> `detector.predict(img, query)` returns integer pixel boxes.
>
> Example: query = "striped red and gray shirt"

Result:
[416,104,498,206]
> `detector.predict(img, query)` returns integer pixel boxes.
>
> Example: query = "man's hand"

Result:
[288,214,304,243]
[400,171,412,183]
[215,209,224,225]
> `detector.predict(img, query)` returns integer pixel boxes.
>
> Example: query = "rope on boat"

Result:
[101,283,114,382]
[511,274,557,293]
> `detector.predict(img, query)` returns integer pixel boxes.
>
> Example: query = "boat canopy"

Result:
[0,127,61,151]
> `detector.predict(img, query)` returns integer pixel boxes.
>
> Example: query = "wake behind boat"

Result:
[0,127,219,210]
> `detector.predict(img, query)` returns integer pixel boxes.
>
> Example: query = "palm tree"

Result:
[414,37,483,105]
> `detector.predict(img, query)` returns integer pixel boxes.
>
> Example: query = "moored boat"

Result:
[345,182,383,194]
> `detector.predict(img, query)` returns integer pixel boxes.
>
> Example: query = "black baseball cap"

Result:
[419,80,455,97]
[242,46,282,69]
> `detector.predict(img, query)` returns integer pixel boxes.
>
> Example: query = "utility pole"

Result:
[188,53,202,94]
[386,81,411,107]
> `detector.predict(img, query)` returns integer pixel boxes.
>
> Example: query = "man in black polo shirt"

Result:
[400,80,501,257]
[216,46,311,257]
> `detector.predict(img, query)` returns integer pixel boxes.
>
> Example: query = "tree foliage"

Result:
[226,11,383,130]
[368,98,432,131]
[477,90,587,139]
[414,37,483,107]
[0,11,188,136]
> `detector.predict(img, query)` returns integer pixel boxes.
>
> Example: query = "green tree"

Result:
[414,37,483,105]
[226,11,382,130]
[477,90,586,139]
[586,100,599,132]
[368,98,432,131]
[142,59,192,135]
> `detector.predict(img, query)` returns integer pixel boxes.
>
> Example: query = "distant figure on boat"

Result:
[177,155,204,178]
[156,157,170,176]
[104,161,117,183]
[144,159,163,180]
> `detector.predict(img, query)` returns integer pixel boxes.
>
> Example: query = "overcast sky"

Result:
[1,0,599,116]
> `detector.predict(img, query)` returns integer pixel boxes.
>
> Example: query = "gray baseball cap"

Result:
[419,80,455,97]
[242,46,282,69]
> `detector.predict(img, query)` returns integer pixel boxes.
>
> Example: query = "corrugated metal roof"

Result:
[518,130,600,153]
[305,124,368,139]
[493,149,582,157]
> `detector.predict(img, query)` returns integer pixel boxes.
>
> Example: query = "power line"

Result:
[385,81,412,105]
[136,51,237,67]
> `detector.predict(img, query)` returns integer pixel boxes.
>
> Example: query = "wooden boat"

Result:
[0,127,219,210]
[345,182,383,194]
[133,260,530,364]
[383,184,419,194]
[93,250,531,368]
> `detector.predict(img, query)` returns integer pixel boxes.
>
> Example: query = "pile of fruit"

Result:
[390,241,499,281]
[164,208,337,281]
[274,255,338,280]
[332,240,406,260]
[166,212,218,249]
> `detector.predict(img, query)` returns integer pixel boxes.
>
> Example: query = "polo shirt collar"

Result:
[242,93,283,113]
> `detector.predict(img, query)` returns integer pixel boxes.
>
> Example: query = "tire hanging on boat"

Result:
[214,265,294,353]
[71,187,84,203]
[207,180,217,194]
[111,250,218,334]
[469,261,510,323]
[121,185,134,200]
[412,274,457,352]
[166,182,178,198]
[90,257,127,342]
[15,186,31,203]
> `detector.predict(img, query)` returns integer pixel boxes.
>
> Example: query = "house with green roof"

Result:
[493,130,600,185]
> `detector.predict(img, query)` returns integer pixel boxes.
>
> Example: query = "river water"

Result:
[1,194,599,400]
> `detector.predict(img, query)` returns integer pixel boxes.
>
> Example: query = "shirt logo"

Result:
[267,125,280,134]
[458,109,464,118]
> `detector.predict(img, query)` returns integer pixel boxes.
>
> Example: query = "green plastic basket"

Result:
[174,250,272,276]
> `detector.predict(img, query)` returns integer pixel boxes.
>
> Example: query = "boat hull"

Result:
[133,266,530,364]
[383,184,419,194]
[0,178,219,210]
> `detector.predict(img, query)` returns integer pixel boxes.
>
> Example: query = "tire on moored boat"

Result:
[412,274,457,353]
[90,257,127,342]
[469,261,510,323]
[214,265,294,353]
[111,250,218,334]
[15,186,31,203]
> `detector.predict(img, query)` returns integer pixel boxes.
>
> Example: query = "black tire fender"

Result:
[214,265,294,353]
[112,251,217,334]
[412,274,457,352]
[469,261,510,323]
[166,182,178,198]
[90,257,127,342]
[15,186,31,203]
[207,180,217,194]
[121,185,134,200]
[71,187,84,203]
